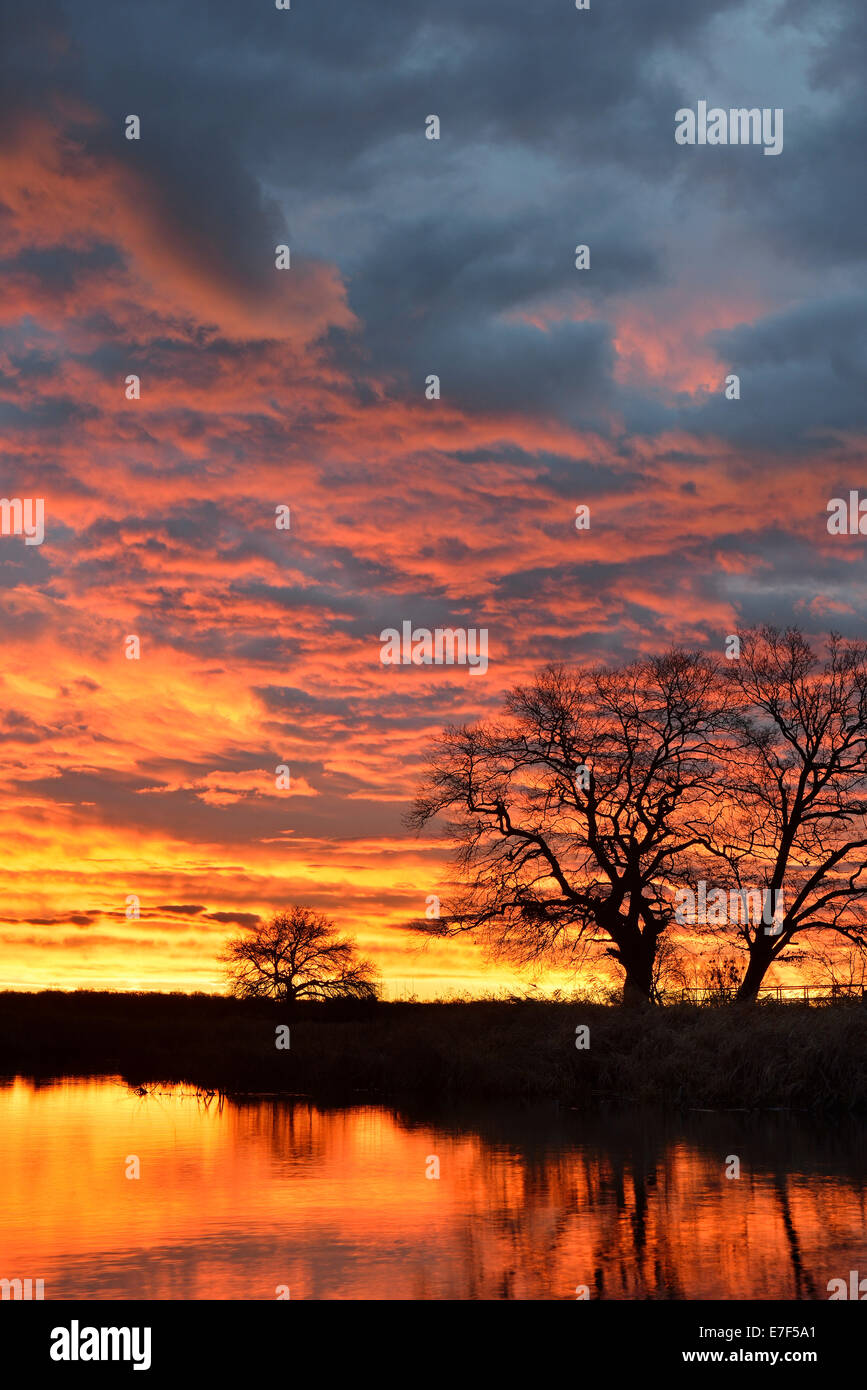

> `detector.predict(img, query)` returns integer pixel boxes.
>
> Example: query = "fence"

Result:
[672,983,866,1005]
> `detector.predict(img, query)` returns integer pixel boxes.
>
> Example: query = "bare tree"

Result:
[808,938,867,997]
[712,627,867,1002]
[675,945,746,1004]
[409,652,735,1006]
[649,933,691,1003]
[221,908,379,1003]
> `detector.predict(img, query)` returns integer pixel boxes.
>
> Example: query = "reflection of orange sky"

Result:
[2,1077,864,1300]
[2,108,867,997]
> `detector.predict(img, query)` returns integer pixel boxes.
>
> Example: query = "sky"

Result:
[0,0,865,995]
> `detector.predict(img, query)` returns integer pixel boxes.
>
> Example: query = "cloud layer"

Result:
[0,0,865,992]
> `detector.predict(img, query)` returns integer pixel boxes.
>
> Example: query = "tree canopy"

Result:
[221,907,379,1003]
[410,628,867,1004]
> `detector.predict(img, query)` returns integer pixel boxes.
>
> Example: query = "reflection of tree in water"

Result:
[226,1098,331,1166]
[395,1105,867,1299]
[773,1172,816,1299]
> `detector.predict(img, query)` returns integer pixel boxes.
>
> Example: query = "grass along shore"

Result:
[1,990,866,1112]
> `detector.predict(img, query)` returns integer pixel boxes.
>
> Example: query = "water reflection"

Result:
[0,1076,865,1299]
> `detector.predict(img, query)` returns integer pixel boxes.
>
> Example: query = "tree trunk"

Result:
[608,913,657,1007]
[735,946,772,1003]
[620,954,654,1007]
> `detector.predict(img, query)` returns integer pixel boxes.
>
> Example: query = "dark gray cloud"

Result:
[683,295,867,450]
[3,0,864,466]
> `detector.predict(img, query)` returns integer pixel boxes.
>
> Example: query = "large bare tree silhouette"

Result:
[411,629,867,1005]
[409,651,734,1005]
[710,627,867,1001]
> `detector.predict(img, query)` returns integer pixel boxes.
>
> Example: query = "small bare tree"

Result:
[807,937,867,998]
[221,908,379,1003]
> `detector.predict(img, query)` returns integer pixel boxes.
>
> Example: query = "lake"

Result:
[1,1075,865,1299]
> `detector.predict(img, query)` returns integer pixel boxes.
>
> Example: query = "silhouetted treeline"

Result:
[3,990,867,1113]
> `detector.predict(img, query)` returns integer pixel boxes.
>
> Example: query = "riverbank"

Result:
[1,990,866,1111]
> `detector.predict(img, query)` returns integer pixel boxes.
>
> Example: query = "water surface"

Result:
[1,1076,865,1299]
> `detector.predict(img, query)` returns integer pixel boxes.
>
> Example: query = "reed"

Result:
[1,991,866,1112]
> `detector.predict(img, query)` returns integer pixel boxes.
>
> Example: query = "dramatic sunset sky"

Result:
[1,0,865,995]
